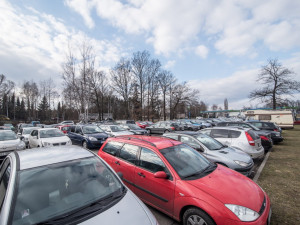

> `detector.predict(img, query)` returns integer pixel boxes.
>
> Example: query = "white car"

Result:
[200,127,264,159]
[0,130,25,161]
[28,128,72,148]
[18,127,40,148]
[100,125,134,137]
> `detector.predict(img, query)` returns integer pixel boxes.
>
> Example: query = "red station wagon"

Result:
[98,136,271,225]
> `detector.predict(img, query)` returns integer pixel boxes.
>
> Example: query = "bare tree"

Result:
[0,74,15,96]
[249,59,300,109]
[22,81,39,120]
[131,51,151,120]
[110,58,133,119]
[157,70,174,120]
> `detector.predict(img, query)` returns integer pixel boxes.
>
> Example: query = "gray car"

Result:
[0,130,25,162]
[0,146,158,225]
[163,131,254,176]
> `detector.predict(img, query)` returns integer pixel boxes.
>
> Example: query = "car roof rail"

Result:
[114,136,157,147]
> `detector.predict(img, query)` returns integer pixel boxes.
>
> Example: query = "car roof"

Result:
[108,135,181,150]
[16,146,94,170]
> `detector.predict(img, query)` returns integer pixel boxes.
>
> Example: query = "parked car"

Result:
[136,121,153,129]
[247,121,283,143]
[0,126,11,130]
[28,128,72,148]
[177,121,201,131]
[99,124,134,137]
[168,121,185,131]
[120,124,148,135]
[200,127,265,159]
[98,135,271,225]
[56,124,71,134]
[191,120,212,128]
[17,127,40,148]
[115,120,135,125]
[0,130,25,161]
[60,120,75,125]
[0,146,158,225]
[68,125,109,149]
[16,123,34,134]
[163,131,254,176]
[216,122,274,152]
[3,123,14,131]
[146,121,175,134]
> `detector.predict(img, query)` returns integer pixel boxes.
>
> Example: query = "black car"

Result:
[247,121,283,143]
[120,124,148,135]
[67,125,109,149]
[146,121,175,134]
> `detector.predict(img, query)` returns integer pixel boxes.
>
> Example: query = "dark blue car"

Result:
[67,125,109,149]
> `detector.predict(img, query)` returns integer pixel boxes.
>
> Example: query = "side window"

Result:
[230,130,241,138]
[253,123,262,128]
[119,144,139,164]
[31,130,38,136]
[181,136,199,146]
[211,129,229,138]
[102,142,123,156]
[0,161,11,210]
[139,148,166,173]
[75,126,82,134]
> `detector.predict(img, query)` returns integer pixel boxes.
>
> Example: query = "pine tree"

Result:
[20,99,26,121]
[16,97,21,120]
[38,96,49,122]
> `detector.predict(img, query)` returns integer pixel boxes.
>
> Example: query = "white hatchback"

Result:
[200,127,264,159]
[28,128,72,148]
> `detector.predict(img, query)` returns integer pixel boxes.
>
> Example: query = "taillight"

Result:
[260,135,269,141]
[171,127,175,130]
[245,132,255,146]
[274,129,278,132]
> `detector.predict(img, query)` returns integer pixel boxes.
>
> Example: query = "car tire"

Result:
[183,207,215,225]
[164,130,169,133]
[82,141,88,149]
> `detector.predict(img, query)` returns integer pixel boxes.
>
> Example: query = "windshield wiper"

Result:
[201,164,217,174]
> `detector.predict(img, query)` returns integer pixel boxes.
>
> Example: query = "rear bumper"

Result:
[272,136,283,143]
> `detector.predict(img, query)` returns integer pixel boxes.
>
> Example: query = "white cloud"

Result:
[164,60,176,69]
[195,45,209,59]
[0,0,124,84]
[65,0,300,57]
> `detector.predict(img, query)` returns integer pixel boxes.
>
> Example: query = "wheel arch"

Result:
[179,205,217,225]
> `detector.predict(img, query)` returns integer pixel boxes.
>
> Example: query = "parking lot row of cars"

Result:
[0,118,279,225]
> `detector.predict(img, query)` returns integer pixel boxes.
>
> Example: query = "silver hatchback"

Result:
[0,146,158,225]
[163,132,254,176]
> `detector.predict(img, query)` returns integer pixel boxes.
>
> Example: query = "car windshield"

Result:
[195,134,224,150]
[160,144,213,180]
[12,157,124,225]
[23,128,37,135]
[110,126,126,132]
[127,124,141,129]
[0,131,18,141]
[82,126,104,134]
[40,129,65,138]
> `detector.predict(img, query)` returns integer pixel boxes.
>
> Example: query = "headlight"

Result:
[17,142,25,150]
[234,160,249,167]
[88,137,98,141]
[225,204,259,221]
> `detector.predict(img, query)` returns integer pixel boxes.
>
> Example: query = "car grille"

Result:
[97,137,107,141]
[53,142,66,146]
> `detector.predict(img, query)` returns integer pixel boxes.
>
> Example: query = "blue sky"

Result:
[1,0,300,109]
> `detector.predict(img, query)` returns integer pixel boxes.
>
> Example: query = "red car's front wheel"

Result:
[183,207,215,225]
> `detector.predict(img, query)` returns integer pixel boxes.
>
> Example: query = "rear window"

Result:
[247,130,260,140]
[230,130,241,138]
[211,129,229,138]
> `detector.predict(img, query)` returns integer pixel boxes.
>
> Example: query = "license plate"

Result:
[267,208,272,225]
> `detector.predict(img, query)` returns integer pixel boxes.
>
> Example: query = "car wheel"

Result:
[82,141,88,149]
[183,207,215,225]
[164,129,169,133]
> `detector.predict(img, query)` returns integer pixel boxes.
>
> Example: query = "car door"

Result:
[100,141,124,167]
[134,147,175,216]
[67,126,77,144]
[29,130,39,148]
[0,159,12,222]
[73,126,84,145]
[210,129,231,146]
[112,144,139,191]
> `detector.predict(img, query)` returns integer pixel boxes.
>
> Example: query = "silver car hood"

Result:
[0,139,22,151]
[80,190,156,225]
[209,147,252,164]
[111,131,134,136]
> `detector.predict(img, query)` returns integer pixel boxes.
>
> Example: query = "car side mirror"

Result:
[154,171,168,179]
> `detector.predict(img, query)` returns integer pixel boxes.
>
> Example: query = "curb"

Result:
[253,151,271,182]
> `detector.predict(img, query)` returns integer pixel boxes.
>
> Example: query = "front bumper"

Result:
[234,162,254,177]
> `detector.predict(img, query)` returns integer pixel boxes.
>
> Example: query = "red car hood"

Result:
[186,165,265,212]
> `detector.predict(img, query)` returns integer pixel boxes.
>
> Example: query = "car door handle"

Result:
[137,172,145,178]
[114,161,120,165]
